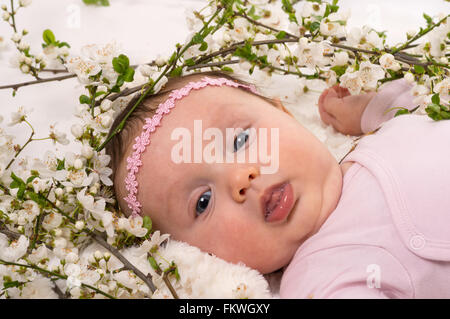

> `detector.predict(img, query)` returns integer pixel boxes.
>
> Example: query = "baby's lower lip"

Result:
[264,183,295,223]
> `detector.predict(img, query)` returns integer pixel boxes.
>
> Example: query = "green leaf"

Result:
[199,41,208,52]
[148,256,160,271]
[431,93,440,105]
[56,41,71,48]
[123,67,135,82]
[26,191,47,207]
[79,94,91,105]
[310,21,321,32]
[26,175,38,184]
[82,0,109,6]
[184,58,195,67]
[276,31,287,39]
[191,33,204,45]
[17,186,26,200]
[414,64,425,74]
[143,216,152,234]
[112,54,130,74]
[10,172,25,187]
[10,180,21,189]
[170,66,183,77]
[221,66,234,72]
[394,109,410,117]
[423,13,433,25]
[115,75,125,88]
[56,158,65,170]
[3,280,23,290]
[330,65,347,76]
[42,29,55,45]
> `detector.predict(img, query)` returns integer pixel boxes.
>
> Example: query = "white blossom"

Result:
[8,106,30,126]
[0,234,29,262]
[379,53,401,71]
[358,61,385,90]
[404,72,415,84]
[433,78,449,103]
[117,215,148,237]
[332,51,349,66]
[340,69,364,95]
[77,188,114,237]
[17,200,40,225]
[49,126,70,145]
[42,212,63,231]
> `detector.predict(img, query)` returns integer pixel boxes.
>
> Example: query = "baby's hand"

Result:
[317,85,376,136]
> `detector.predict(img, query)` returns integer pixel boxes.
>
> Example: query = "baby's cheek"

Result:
[208,210,258,248]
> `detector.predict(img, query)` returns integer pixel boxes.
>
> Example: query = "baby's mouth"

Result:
[260,182,295,222]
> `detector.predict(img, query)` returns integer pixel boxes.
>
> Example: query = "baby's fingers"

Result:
[321,88,344,118]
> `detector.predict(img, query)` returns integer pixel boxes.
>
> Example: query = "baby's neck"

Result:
[309,159,344,237]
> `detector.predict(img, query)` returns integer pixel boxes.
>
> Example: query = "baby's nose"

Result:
[229,166,260,203]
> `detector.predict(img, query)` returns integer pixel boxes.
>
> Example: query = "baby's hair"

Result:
[106,70,278,216]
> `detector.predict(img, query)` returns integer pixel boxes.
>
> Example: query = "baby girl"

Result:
[106,71,450,298]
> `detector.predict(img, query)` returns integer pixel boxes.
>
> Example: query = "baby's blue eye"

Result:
[233,128,250,152]
[195,190,211,216]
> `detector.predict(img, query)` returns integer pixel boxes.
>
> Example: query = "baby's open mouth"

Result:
[261,182,295,222]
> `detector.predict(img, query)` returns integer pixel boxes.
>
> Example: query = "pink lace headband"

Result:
[124,76,258,217]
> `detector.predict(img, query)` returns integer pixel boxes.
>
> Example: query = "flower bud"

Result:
[333,51,349,66]
[81,144,94,159]
[54,237,67,248]
[155,55,167,67]
[2,11,10,21]
[17,41,30,51]
[20,64,30,73]
[89,185,98,194]
[24,56,33,65]
[404,72,415,84]
[100,99,112,112]
[55,187,64,197]
[75,220,85,230]
[19,0,32,7]
[71,124,84,138]
[94,250,103,260]
[66,252,79,263]
[73,158,84,170]
[100,114,112,128]
[11,32,22,42]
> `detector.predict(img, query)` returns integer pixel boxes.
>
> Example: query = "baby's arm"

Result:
[318,79,416,136]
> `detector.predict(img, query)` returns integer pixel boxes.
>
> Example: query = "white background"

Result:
[0,0,449,158]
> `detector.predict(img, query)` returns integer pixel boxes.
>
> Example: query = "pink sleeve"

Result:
[361,79,417,134]
[280,245,414,299]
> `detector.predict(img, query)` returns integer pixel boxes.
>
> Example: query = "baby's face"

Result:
[121,85,343,274]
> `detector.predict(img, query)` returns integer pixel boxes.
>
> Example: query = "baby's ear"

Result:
[272,97,294,118]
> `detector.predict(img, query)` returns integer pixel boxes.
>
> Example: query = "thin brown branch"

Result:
[0,74,76,91]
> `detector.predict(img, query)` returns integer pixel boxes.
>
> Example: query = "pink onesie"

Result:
[280,79,450,298]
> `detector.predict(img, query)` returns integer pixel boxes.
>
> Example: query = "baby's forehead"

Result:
[160,85,252,127]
